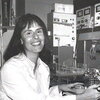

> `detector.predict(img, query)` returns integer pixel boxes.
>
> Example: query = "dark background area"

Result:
[74,0,100,11]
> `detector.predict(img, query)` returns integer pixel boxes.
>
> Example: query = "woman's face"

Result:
[21,22,45,54]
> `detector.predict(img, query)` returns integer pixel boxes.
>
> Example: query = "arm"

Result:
[58,82,85,94]
[49,85,76,100]
[76,88,99,100]
[1,62,76,100]
[76,85,100,100]
[39,64,76,100]
[58,83,100,100]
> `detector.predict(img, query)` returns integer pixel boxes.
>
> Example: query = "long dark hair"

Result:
[4,13,49,62]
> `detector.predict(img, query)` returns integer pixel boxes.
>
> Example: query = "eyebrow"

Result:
[22,27,43,33]
[36,27,43,30]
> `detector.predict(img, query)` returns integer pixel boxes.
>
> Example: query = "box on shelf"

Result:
[52,3,74,14]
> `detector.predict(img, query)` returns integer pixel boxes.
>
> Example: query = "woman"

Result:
[1,13,100,100]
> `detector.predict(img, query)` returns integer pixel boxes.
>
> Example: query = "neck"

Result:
[24,51,39,64]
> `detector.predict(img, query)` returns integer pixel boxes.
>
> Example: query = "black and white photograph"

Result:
[0,0,100,100]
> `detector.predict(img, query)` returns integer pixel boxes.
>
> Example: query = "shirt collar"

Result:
[21,53,41,71]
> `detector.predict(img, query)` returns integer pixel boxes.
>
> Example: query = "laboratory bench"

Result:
[50,66,100,87]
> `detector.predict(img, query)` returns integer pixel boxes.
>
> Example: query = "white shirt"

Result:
[1,53,76,100]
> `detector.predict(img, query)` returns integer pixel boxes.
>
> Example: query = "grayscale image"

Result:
[0,0,100,100]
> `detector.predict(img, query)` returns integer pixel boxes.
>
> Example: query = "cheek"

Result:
[24,37,32,42]
[41,37,45,45]
[40,35,45,41]
[22,37,32,46]
[26,37,32,41]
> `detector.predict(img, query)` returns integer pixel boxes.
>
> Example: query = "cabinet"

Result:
[74,0,100,11]
[0,0,25,27]
[0,0,25,67]
[77,31,100,69]
[74,0,100,69]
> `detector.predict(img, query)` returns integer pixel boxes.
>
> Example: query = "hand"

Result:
[76,84,100,100]
[58,82,85,95]
[58,82,84,91]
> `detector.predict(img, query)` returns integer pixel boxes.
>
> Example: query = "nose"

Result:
[33,33,39,39]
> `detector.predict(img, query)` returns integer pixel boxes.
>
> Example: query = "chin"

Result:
[34,47,43,53]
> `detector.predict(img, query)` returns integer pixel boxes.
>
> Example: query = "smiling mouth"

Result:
[31,41,41,46]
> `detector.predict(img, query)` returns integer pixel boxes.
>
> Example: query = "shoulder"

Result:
[1,53,25,75]
[1,54,28,84]
[3,53,24,67]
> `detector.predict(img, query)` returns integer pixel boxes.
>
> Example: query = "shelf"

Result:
[0,26,15,30]
[78,31,100,41]
[0,0,25,28]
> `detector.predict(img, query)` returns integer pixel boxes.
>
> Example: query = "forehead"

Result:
[23,22,42,31]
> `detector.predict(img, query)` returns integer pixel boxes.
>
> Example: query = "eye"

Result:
[37,29,43,34]
[27,32,31,35]
[37,30,41,33]
[23,30,33,38]
[26,31,33,35]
